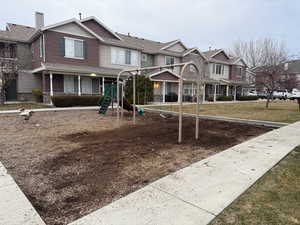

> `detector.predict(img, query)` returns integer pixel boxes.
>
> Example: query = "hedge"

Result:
[237,96,259,101]
[217,96,233,101]
[51,95,103,107]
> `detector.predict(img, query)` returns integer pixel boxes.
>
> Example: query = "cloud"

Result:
[0,0,299,54]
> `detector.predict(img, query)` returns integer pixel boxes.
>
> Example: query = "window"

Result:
[165,56,175,65]
[189,65,196,73]
[39,36,44,58]
[65,37,84,59]
[237,67,242,77]
[64,76,78,94]
[111,47,138,66]
[141,54,148,62]
[214,64,224,75]
[125,49,131,65]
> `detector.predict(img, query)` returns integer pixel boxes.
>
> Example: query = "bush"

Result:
[32,89,43,102]
[51,95,103,107]
[217,96,233,101]
[237,96,259,101]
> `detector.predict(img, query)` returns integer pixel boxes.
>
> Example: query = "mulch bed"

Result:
[0,110,272,225]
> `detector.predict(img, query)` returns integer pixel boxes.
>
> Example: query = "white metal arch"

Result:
[116,61,202,143]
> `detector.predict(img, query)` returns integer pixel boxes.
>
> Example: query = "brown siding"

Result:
[213,52,229,61]
[32,37,42,69]
[43,74,64,92]
[82,20,118,40]
[151,72,178,81]
[230,65,246,81]
[44,31,99,67]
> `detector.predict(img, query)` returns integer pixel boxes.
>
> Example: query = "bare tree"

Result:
[231,38,289,108]
[0,43,18,105]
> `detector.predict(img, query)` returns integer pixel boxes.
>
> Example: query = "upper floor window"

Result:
[111,47,138,66]
[165,56,175,65]
[213,63,224,75]
[64,37,84,59]
[189,65,196,73]
[141,53,148,62]
[39,36,44,58]
[237,66,243,77]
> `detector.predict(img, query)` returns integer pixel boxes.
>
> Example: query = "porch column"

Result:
[49,72,53,104]
[191,83,194,97]
[102,77,105,95]
[226,85,229,96]
[177,82,180,103]
[162,81,166,103]
[78,75,81,96]
[50,72,53,96]
[214,84,217,102]
[202,83,206,102]
[234,85,237,101]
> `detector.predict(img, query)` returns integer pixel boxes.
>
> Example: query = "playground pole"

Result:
[195,80,200,140]
[133,73,136,125]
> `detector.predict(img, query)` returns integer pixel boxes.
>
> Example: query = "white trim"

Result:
[42,34,46,62]
[64,37,85,60]
[80,16,122,41]
[149,69,182,80]
[182,48,208,60]
[41,18,105,42]
[232,57,248,67]
[160,40,188,51]
[165,55,175,65]
[210,49,230,59]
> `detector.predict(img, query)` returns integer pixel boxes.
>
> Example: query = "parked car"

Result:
[247,90,257,97]
[289,91,300,100]
[257,91,267,99]
[273,90,291,100]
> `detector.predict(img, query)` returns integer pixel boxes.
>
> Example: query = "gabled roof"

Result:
[160,39,188,51]
[41,18,105,41]
[203,49,230,60]
[149,69,181,79]
[80,16,122,41]
[182,47,208,60]
[0,23,37,42]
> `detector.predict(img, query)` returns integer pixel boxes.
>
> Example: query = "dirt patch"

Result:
[0,110,272,225]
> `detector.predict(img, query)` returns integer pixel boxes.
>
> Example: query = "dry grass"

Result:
[0,103,53,111]
[210,146,300,225]
[147,100,300,123]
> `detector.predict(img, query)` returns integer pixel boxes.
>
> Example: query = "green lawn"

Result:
[147,101,300,123]
[210,146,300,225]
[0,103,53,111]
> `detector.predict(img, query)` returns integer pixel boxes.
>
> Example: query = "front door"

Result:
[5,79,17,101]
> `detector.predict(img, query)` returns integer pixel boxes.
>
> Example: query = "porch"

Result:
[41,72,117,103]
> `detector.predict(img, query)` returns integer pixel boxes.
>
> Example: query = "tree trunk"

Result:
[265,92,272,109]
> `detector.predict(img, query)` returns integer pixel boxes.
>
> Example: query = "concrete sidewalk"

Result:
[0,162,45,225]
[70,121,300,225]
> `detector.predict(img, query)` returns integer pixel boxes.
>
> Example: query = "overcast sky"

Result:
[1,0,299,55]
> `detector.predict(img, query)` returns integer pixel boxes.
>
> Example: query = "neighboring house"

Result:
[202,49,248,101]
[281,60,300,90]
[0,12,250,103]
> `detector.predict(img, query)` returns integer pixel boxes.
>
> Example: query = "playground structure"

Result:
[116,61,203,143]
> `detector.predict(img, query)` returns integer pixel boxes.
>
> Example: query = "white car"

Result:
[289,91,300,100]
[273,90,291,100]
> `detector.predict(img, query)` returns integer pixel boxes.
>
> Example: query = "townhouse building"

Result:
[0,12,250,103]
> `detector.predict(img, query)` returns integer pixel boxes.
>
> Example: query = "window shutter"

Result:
[59,38,65,56]
[84,41,88,59]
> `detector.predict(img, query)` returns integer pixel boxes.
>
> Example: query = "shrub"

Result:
[32,89,43,102]
[217,96,233,101]
[51,95,103,107]
[237,96,259,101]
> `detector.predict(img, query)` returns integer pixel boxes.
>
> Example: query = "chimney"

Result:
[35,12,44,29]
